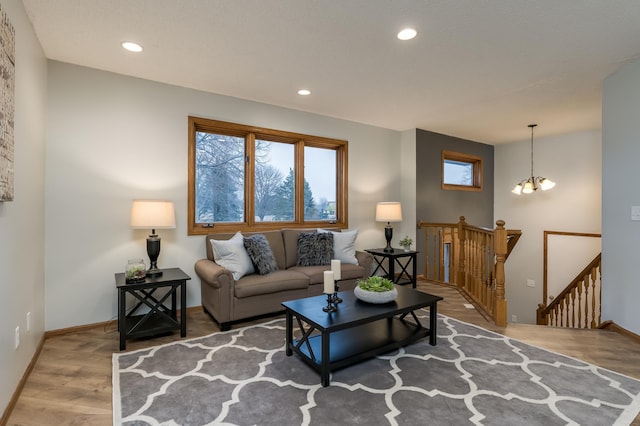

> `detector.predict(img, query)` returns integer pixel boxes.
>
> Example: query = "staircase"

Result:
[417,216,521,327]
[536,253,602,328]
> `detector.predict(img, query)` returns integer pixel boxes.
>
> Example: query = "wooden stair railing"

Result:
[536,253,602,328]
[417,216,521,327]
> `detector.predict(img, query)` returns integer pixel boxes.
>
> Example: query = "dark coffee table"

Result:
[282,286,443,387]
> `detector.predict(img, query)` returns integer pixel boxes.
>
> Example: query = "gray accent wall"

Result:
[415,129,494,275]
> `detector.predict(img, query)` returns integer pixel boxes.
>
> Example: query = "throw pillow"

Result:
[318,228,359,265]
[243,234,278,275]
[296,232,334,266]
[210,231,254,280]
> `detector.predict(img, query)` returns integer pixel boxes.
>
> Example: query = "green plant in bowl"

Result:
[357,276,394,292]
[355,276,397,303]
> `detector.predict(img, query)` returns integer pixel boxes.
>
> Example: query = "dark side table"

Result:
[115,267,190,350]
[365,248,419,288]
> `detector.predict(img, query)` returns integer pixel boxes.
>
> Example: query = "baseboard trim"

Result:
[3,305,205,424]
[45,320,111,338]
[44,305,204,338]
[0,334,46,426]
[599,320,640,344]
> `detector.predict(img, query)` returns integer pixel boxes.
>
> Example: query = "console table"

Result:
[115,267,190,350]
[366,248,418,288]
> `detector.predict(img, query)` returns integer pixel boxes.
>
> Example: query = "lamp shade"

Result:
[130,200,176,229]
[375,202,403,223]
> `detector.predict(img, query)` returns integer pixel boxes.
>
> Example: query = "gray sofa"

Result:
[195,228,373,330]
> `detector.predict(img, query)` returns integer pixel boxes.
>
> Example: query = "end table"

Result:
[115,267,191,350]
[365,248,418,288]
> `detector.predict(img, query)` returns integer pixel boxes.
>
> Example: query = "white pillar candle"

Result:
[324,270,334,294]
[331,259,341,280]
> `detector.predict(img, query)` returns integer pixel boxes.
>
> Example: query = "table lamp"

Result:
[376,201,402,253]
[130,200,176,278]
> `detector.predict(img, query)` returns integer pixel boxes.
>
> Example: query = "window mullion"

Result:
[246,133,256,226]
[336,144,347,223]
[294,140,305,223]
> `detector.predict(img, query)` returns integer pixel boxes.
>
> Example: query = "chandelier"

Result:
[512,124,555,195]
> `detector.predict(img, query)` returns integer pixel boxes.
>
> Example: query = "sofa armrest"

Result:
[355,250,374,278]
[195,258,235,326]
[194,258,234,289]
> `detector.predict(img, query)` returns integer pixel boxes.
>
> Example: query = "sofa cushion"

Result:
[206,230,286,270]
[243,234,278,275]
[210,231,254,280]
[282,228,316,268]
[318,228,359,265]
[233,270,309,298]
[296,232,334,266]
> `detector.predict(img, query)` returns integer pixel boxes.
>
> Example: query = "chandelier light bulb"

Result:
[522,181,535,194]
[539,178,556,191]
[512,183,523,195]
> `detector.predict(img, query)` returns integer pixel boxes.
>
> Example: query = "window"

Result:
[188,117,348,235]
[442,150,482,191]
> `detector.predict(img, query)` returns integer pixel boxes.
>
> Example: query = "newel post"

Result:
[494,219,507,327]
[456,216,467,288]
[536,303,548,325]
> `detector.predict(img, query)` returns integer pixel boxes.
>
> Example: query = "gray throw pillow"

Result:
[243,234,278,275]
[296,232,334,266]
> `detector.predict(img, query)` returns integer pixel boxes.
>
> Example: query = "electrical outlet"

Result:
[526,279,535,287]
[511,315,517,322]
[15,326,20,349]
[27,312,31,332]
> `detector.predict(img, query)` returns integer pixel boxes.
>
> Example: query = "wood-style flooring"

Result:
[5,281,640,425]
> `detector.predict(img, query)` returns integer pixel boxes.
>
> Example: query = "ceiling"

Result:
[21,0,640,144]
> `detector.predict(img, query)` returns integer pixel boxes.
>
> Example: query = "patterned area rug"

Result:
[113,312,640,425]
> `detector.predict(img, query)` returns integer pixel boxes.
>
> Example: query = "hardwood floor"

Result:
[5,281,640,425]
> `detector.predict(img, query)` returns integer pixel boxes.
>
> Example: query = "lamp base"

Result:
[383,224,393,252]
[146,268,163,278]
[146,233,163,278]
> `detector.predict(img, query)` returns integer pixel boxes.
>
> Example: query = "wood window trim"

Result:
[441,150,483,192]
[188,116,349,235]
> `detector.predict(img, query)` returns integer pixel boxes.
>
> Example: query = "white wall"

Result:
[0,0,47,415]
[602,58,640,335]
[494,130,601,324]
[45,61,401,330]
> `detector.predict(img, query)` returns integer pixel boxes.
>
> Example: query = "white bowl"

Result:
[354,285,398,304]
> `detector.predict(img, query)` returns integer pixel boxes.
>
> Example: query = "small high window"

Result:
[442,150,482,192]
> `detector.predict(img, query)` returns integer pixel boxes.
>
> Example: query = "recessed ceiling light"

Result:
[122,41,143,52]
[397,28,417,41]
[298,89,311,96]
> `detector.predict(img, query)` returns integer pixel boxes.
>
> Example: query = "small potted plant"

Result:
[399,236,413,251]
[354,275,398,303]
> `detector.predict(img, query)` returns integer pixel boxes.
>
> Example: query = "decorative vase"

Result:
[125,259,146,283]
[354,285,398,304]
[402,245,411,252]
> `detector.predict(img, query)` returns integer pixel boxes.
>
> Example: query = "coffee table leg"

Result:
[429,302,438,346]
[285,311,293,356]
[321,330,330,387]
